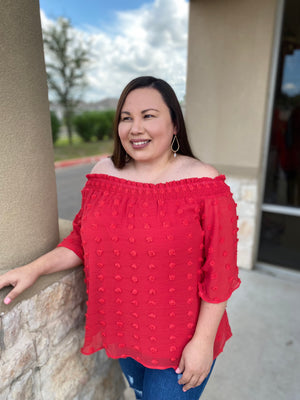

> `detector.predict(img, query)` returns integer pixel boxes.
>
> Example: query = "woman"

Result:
[0,76,240,399]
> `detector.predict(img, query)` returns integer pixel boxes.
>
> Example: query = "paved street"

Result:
[55,163,95,220]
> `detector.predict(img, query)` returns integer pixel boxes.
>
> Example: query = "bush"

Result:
[95,110,115,140]
[50,111,60,143]
[73,112,96,142]
[73,110,115,142]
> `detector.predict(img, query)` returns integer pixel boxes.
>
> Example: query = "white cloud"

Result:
[282,82,298,94]
[40,0,189,102]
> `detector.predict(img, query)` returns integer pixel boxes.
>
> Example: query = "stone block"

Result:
[58,269,87,310]
[9,369,34,400]
[225,177,241,202]
[0,386,9,399]
[25,281,75,332]
[0,332,36,391]
[238,218,255,243]
[91,349,111,375]
[74,360,126,400]
[241,184,258,203]
[71,303,86,330]
[1,302,23,350]
[78,351,99,374]
[47,309,80,347]
[35,331,50,367]
[237,246,254,270]
[39,332,89,399]
[97,360,126,400]
[122,387,136,400]
[41,356,89,399]
[237,201,256,217]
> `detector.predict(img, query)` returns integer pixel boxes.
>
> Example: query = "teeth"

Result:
[132,140,149,146]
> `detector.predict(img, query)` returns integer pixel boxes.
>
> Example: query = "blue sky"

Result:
[282,50,300,96]
[39,0,148,31]
[40,0,189,102]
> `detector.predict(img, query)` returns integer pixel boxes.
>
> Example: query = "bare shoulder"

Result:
[90,157,117,175]
[179,156,219,179]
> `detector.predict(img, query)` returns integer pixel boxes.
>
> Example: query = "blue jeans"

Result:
[119,357,216,400]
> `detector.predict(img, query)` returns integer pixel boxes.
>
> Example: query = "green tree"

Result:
[43,18,90,144]
[50,111,61,143]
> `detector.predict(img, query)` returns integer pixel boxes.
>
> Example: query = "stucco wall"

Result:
[186,0,278,170]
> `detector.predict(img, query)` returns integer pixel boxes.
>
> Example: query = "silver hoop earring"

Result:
[171,135,180,157]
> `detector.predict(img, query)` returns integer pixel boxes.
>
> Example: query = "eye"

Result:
[120,116,132,122]
[144,114,154,119]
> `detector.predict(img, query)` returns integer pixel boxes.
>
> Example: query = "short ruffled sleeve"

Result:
[198,184,241,303]
[57,190,86,261]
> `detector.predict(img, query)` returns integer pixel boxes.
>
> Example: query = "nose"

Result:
[130,117,143,135]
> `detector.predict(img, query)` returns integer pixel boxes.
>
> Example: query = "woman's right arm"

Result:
[0,247,82,305]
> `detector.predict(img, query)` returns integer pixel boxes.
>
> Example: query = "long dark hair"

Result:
[111,76,196,168]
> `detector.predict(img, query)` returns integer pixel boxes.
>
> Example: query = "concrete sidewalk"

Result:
[123,268,300,400]
[54,154,109,169]
[203,268,299,400]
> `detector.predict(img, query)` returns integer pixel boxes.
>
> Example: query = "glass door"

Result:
[257,0,300,271]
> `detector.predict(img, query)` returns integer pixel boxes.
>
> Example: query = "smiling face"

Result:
[118,88,177,165]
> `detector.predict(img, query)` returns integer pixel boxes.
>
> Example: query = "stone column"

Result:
[0,0,59,271]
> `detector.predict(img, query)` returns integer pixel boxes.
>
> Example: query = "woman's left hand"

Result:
[176,338,214,392]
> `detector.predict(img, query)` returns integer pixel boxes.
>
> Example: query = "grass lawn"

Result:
[53,136,114,161]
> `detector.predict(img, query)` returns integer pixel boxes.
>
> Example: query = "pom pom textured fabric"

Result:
[58,174,240,369]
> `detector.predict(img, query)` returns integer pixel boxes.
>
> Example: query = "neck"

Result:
[130,153,176,182]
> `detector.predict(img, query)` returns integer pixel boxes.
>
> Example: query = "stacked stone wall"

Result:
[0,269,125,400]
[226,175,259,269]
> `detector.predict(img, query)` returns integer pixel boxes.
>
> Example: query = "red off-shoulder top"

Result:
[58,174,241,369]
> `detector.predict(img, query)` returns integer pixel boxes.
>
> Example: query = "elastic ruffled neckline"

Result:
[85,173,226,190]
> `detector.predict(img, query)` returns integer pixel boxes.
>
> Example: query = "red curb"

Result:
[55,154,110,169]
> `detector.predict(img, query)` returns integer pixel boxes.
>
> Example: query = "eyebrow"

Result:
[142,108,159,114]
[120,108,159,115]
